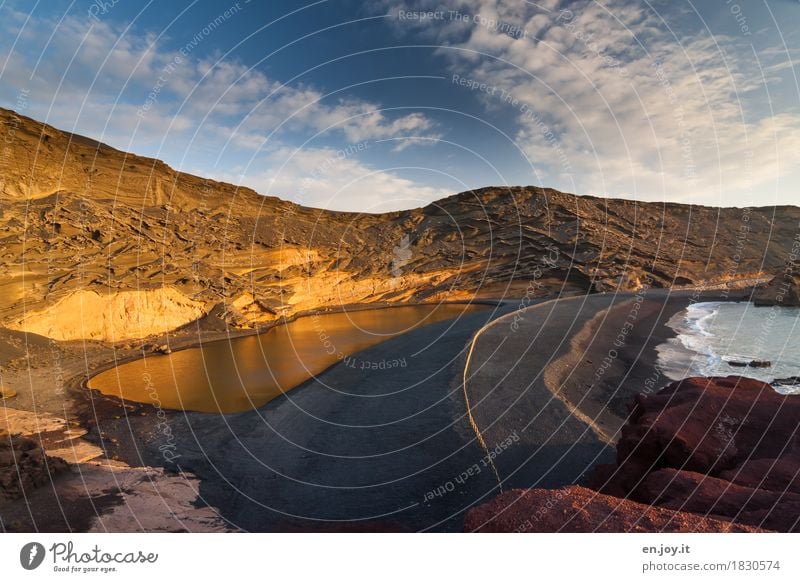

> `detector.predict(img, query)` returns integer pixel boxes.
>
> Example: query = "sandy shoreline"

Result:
[462,287,755,493]
[543,291,696,441]
[544,287,757,440]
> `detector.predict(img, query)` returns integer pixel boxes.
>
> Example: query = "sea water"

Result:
[656,301,800,395]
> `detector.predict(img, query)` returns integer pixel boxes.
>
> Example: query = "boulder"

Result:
[772,376,800,387]
[748,360,772,368]
[470,376,799,532]
[727,359,771,368]
[611,376,798,480]
[589,376,800,532]
[0,430,68,499]
[638,468,800,532]
[719,457,800,495]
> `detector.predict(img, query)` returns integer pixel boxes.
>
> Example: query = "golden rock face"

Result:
[2,107,798,341]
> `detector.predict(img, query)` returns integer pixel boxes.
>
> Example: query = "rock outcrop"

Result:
[753,271,800,307]
[464,485,762,532]
[0,410,230,532]
[7,288,206,342]
[590,376,800,532]
[0,430,68,499]
[467,376,799,532]
[636,469,800,532]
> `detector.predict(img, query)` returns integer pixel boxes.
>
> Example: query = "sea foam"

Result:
[656,301,800,395]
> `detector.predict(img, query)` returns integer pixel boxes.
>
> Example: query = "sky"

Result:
[0,0,798,212]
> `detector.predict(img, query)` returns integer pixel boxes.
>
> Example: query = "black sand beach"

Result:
[463,288,752,494]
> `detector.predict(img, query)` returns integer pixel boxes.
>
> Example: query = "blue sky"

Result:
[1,0,798,211]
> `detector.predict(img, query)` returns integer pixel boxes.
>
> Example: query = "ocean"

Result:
[656,301,800,395]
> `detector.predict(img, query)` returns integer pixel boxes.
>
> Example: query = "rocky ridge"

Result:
[2,107,799,341]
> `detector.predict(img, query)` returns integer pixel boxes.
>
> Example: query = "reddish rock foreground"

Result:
[465,486,761,532]
[466,376,799,532]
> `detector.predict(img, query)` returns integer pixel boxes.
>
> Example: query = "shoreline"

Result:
[2,297,511,531]
[542,291,690,441]
[71,300,506,473]
[84,301,496,414]
[78,297,506,395]
[542,288,757,442]
[461,287,756,493]
[153,302,518,532]
[656,299,800,390]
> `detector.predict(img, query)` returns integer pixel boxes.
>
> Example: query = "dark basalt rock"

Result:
[0,430,68,499]
[727,359,771,368]
[772,376,800,387]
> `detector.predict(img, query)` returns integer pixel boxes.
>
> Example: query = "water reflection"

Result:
[88,303,484,413]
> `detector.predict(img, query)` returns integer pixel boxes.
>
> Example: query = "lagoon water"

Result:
[88,303,485,413]
[657,301,800,394]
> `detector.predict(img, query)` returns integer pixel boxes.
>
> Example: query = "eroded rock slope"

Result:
[2,108,798,340]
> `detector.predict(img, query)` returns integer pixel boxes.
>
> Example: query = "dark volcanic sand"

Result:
[545,289,738,434]
[463,288,751,494]
[85,303,520,532]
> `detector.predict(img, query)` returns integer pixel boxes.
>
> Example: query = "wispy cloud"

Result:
[210,145,446,212]
[0,5,442,208]
[383,0,800,205]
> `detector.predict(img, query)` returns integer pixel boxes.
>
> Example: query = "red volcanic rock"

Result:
[592,377,799,492]
[588,376,800,532]
[719,458,800,495]
[639,468,800,532]
[464,486,763,532]
[470,377,798,532]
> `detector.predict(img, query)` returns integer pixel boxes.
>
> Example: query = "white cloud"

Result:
[3,1,798,209]
[208,146,447,213]
[0,7,442,209]
[384,0,800,206]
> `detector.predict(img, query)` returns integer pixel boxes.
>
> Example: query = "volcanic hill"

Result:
[1,107,798,342]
